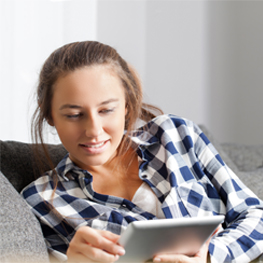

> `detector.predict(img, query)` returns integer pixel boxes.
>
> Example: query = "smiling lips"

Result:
[81,141,105,148]
[79,140,109,152]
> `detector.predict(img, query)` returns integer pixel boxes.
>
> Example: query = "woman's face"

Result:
[50,66,127,170]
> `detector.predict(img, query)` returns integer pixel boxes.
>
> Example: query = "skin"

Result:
[50,66,127,171]
[153,240,210,263]
[49,65,210,262]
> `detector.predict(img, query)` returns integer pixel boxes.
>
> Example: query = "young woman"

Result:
[22,41,263,263]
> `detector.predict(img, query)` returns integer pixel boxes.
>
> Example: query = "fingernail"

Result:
[153,257,161,262]
[117,248,126,256]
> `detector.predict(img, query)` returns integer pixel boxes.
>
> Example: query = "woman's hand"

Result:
[67,226,125,263]
[152,239,209,263]
[152,224,223,263]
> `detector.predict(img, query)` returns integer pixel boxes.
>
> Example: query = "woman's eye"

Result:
[66,113,82,119]
[100,108,114,114]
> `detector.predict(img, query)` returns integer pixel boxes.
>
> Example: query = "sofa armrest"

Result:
[0,171,50,263]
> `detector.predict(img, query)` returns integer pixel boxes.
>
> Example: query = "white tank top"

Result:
[132,182,165,219]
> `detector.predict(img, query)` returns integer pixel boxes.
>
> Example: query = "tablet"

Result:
[118,215,224,262]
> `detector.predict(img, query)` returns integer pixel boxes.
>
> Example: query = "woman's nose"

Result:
[85,116,102,138]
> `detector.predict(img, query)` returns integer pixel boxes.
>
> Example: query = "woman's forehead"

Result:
[52,66,126,106]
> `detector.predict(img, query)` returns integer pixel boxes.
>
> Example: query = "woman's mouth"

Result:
[81,141,105,148]
[79,140,109,153]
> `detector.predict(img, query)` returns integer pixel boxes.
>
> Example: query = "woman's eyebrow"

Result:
[59,104,81,110]
[59,99,119,111]
[99,98,119,106]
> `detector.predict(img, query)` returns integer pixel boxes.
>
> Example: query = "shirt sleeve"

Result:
[43,226,68,262]
[192,123,263,262]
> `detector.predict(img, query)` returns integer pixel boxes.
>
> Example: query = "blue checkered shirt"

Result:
[22,114,263,262]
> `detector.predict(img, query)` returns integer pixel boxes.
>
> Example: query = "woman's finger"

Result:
[68,243,120,262]
[67,226,125,262]
[153,238,210,263]
[153,253,191,263]
[79,227,125,256]
[98,229,121,243]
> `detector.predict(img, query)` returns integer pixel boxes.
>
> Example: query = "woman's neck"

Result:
[90,147,142,200]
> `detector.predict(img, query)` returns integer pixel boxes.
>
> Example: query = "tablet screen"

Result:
[118,215,224,262]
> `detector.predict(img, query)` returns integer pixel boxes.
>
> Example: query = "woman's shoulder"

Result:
[146,114,196,131]
[133,114,200,145]
[21,171,55,199]
[21,155,79,202]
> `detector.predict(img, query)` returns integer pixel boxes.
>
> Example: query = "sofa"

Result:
[0,125,263,262]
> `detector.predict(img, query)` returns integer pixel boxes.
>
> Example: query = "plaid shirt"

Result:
[22,114,263,262]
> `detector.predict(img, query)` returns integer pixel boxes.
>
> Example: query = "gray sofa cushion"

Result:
[237,169,263,201]
[221,143,263,172]
[0,141,66,262]
[0,171,49,262]
[0,140,67,192]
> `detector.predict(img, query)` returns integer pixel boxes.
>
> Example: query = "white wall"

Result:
[144,1,209,126]
[1,0,263,145]
[0,0,97,143]
[97,0,209,127]
[97,0,263,145]
[97,0,147,84]
[206,1,263,144]
[1,0,63,143]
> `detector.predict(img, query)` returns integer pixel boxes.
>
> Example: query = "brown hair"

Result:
[32,41,163,173]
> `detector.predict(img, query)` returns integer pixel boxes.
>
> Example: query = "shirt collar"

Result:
[129,128,159,162]
[55,154,91,181]
[129,128,159,147]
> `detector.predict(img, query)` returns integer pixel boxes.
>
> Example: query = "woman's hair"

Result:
[32,41,163,174]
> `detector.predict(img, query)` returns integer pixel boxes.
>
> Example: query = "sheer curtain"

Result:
[0,0,97,143]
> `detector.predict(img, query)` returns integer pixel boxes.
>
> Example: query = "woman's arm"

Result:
[192,123,263,262]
